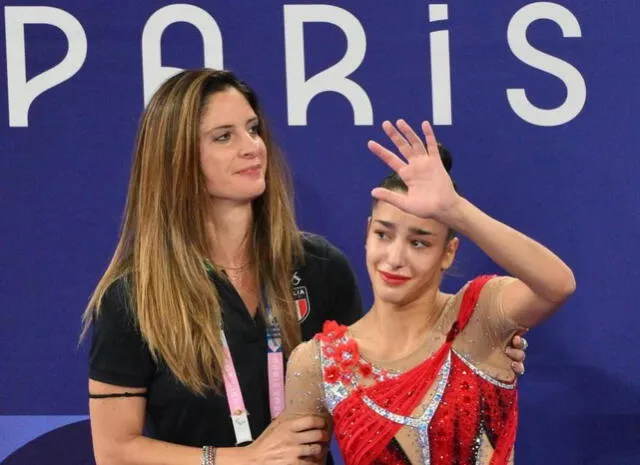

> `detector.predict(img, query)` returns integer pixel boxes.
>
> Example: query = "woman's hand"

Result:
[242,415,330,465]
[368,119,460,222]
[506,332,529,376]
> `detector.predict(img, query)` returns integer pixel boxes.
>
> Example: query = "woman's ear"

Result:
[441,236,459,271]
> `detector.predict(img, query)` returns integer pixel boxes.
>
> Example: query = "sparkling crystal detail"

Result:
[360,352,452,464]
[453,349,516,390]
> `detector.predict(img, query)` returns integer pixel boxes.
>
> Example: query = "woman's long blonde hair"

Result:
[82,69,303,394]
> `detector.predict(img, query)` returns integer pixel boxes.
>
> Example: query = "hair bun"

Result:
[437,143,453,173]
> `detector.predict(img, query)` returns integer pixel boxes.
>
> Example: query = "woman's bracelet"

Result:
[201,445,217,465]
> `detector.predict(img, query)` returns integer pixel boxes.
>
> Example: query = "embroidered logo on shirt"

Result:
[293,286,311,322]
[291,272,310,322]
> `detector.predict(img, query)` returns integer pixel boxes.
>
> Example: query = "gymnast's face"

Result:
[199,87,267,203]
[366,200,458,307]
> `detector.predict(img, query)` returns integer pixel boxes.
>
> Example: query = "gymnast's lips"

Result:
[378,270,411,285]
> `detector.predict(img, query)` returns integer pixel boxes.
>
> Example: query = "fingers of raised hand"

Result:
[382,120,414,159]
[396,119,425,152]
[367,140,407,173]
[370,187,410,212]
[421,121,439,156]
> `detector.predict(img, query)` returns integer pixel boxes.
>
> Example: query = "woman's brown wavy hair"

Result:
[82,69,303,394]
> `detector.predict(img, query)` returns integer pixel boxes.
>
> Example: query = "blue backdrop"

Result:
[1,1,639,464]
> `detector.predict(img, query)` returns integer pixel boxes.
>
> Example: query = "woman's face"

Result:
[366,200,458,307]
[199,87,267,203]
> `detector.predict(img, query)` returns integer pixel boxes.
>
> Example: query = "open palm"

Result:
[368,119,460,220]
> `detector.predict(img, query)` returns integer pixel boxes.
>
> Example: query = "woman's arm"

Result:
[283,340,332,464]
[367,119,575,335]
[444,197,575,329]
[90,379,327,465]
[89,380,248,465]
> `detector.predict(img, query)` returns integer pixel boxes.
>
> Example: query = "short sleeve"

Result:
[324,244,363,326]
[476,276,528,340]
[285,340,327,417]
[455,276,527,356]
[89,279,155,388]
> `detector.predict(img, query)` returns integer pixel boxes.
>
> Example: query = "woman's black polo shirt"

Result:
[89,233,363,448]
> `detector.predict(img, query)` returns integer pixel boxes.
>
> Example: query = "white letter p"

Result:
[4,6,87,127]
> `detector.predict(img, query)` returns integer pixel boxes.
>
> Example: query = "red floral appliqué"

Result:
[341,371,354,384]
[324,365,341,384]
[321,343,336,358]
[323,320,348,339]
[335,339,360,368]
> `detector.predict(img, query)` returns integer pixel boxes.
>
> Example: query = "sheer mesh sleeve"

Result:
[285,339,328,418]
[453,276,527,382]
[475,276,528,343]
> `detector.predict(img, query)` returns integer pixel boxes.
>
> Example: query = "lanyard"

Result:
[219,290,285,445]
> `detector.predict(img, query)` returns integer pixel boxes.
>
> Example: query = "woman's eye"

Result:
[213,132,231,142]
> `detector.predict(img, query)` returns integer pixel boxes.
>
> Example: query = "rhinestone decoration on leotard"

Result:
[311,276,519,465]
[361,352,451,464]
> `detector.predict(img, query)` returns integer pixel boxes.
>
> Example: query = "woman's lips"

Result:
[236,165,262,178]
[379,270,411,285]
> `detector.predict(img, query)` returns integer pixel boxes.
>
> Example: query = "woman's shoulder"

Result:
[287,339,322,377]
[93,274,137,327]
[101,274,131,301]
[290,338,320,359]
[448,275,516,309]
[300,232,354,273]
[301,232,342,258]
[88,273,155,387]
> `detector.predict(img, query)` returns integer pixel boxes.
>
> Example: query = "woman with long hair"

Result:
[83,69,360,465]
